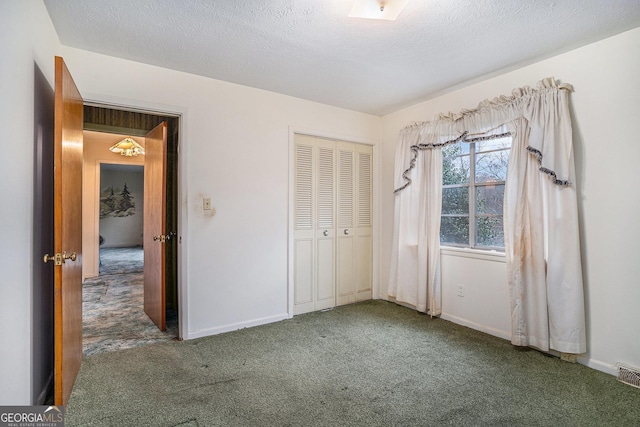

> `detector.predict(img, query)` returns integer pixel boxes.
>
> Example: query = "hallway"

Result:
[82,247,177,356]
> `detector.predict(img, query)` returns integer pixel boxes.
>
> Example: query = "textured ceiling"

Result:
[44,0,640,115]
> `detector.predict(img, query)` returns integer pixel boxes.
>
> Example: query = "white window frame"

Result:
[441,139,510,251]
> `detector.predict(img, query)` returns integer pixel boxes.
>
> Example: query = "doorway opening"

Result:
[98,163,144,275]
[81,105,180,356]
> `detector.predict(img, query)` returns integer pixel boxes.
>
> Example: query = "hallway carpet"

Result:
[68,300,640,426]
[99,246,143,275]
[83,247,177,356]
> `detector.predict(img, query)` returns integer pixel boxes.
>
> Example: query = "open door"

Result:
[143,122,167,330]
[50,56,84,405]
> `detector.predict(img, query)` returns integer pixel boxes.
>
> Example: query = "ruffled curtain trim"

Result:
[394,131,511,193]
[395,77,573,193]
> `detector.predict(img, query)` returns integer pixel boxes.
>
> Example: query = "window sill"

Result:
[440,246,506,263]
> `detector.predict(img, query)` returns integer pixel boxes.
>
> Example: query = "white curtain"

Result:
[390,78,586,353]
[506,82,586,353]
[388,126,443,315]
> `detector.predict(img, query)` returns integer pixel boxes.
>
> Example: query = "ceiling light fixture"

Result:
[109,137,145,157]
[348,0,410,21]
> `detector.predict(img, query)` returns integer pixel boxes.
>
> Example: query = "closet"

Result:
[293,134,373,315]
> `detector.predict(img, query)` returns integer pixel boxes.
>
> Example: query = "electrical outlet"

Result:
[457,284,464,297]
[203,197,211,210]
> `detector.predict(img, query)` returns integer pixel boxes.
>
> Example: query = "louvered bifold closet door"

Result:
[355,144,373,302]
[336,142,356,306]
[293,135,336,315]
[336,142,373,306]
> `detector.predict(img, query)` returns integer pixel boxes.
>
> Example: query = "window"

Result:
[440,135,511,250]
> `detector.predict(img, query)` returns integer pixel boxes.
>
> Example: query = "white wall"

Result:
[0,1,61,405]
[440,248,510,340]
[60,46,382,339]
[380,27,640,375]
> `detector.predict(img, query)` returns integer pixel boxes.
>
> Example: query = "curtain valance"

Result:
[395,77,575,193]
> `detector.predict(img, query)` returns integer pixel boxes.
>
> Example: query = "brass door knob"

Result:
[43,253,60,264]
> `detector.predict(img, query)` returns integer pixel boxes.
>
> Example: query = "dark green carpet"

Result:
[67,300,639,426]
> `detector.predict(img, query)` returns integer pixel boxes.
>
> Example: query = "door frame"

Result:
[287,126,380,317]
[82,93,189,339]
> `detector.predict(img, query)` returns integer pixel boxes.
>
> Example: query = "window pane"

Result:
[442,146,470,185]
[475,149,509,183]
[476,136,511,153]
[443,141,469,156]
[442,187,469,214]
[476,216,504,248]
[476,184,504,215]
[440,216,469,245]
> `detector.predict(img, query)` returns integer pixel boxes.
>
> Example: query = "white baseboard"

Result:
[440,313,511,341]
[185,313,289,340]
[577,356,617,376]
[440,313,618,377]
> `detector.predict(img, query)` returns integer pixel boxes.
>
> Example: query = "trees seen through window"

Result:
[440,136,511,249]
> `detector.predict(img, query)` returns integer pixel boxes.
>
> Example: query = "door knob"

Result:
[43,252,75,265]
[344,229,350,235]
[323,230,329,237]
[43,253,62,265]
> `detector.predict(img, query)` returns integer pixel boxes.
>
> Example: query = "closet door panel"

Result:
[293,135,337,314]
[336,142,356,306]
[337,236,356,305]
[338,146,354,230]
[294,239,314,306]
[356,233,372,301]
[294,142,313,231]
[316,236,335,307]
[314,140,336,309]
[355,146,373,301]
[293,137,316,315]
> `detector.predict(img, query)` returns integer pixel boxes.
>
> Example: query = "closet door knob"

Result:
[323,230,329,237]
[344,229,349,235]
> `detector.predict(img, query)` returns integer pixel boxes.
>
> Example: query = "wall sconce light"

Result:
[109,137,145,157]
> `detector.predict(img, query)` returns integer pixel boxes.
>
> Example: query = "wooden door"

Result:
[52,56,84,406]
[143,122,167,330]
